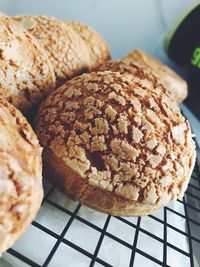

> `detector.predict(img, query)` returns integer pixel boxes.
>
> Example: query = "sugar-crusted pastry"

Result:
[14,16,110,86]
[123,49,188,104]
[35,71,195,216]
[0,16,55,115]
[98,60,173,99]
[65,20,111,69]
[0,97,43,254]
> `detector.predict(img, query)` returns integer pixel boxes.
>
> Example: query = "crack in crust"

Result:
[0,97,43,253]
[35,71,196,215]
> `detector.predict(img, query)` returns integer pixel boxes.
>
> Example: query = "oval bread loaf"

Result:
[0,97,43,253]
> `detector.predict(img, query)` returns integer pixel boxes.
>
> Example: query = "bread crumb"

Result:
[160,176,172,187]
[116,185,139,201]
[132,126,143,143]
[172,123,186,145]
[144,185,158,204]
[156,144,166,155]
[108,92,126,105]
[130,98,141,111]
[148,154,162,168]
[86,82,99,92]
[118,115,128,134]
[111,138,139,161]
[105,105,117,121]
[91,118,109,135]
[91,135,107,152]
[146,139,157,150]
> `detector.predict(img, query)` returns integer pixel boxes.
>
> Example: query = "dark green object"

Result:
[165,3,200,118]
[165,3,200,66]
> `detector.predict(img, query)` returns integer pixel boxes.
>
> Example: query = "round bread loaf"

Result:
[123,49,188,104]
[13,16,95,86]
[65,20,111,69]
[0,97,43,254]
[0,16,55,115]
[35,71,195,216]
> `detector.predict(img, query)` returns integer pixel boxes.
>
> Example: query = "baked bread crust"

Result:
[123,49,188,104]
[0,16,55,115]
[43,148,160,216]
[65,20,111,69]
[98,60,173,99]
[35,71,195,216]
[0,97,43,253]
[13,16,103,86]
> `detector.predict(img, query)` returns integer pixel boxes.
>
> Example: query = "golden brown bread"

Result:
[65,20,111,69]
[123,49,188,104]
[0,97,43,254]
[13,16,111,86]
[98,60,173,100]
[0,16,55,115]
[13,15,91,86]
[35,71,195,216]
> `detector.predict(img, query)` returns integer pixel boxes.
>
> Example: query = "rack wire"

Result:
[1,152,200,267]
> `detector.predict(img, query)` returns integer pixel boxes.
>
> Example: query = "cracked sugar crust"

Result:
[35,71,196,208]
[0,16,55,115]
[13,16,96,86]
[98,59,174,101]
[123,49,188,104]
[0,97,43,253]
[65,20,111,69]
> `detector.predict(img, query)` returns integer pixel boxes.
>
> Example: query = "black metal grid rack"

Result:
[1,154,200,267]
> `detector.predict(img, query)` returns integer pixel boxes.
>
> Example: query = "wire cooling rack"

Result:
[1,152,200,267]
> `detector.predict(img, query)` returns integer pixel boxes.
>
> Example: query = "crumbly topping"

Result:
[123,49,188,104]
[156,144,166,155]
[91,135,107,152]
[98,60,172,100]
[85,82,100,92]
[110,138,139,161]
[160,176,172,187]
[108,92,126,105]
[142,121,154,132]
[148,154,163,169]
[146,109,161,125]
[13,16,93,85]
[35,71,196,205]
[130,98,142,111]
[0,97,43,252]
[162,161,173,172]
[91,118,109,135]
[146,139,158,150]
[0,16,55,114]
[132,126,143,143]
[65,20,111,69]
[172,123,187,145]
[105,105,117,121]
[118,114,129,134]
